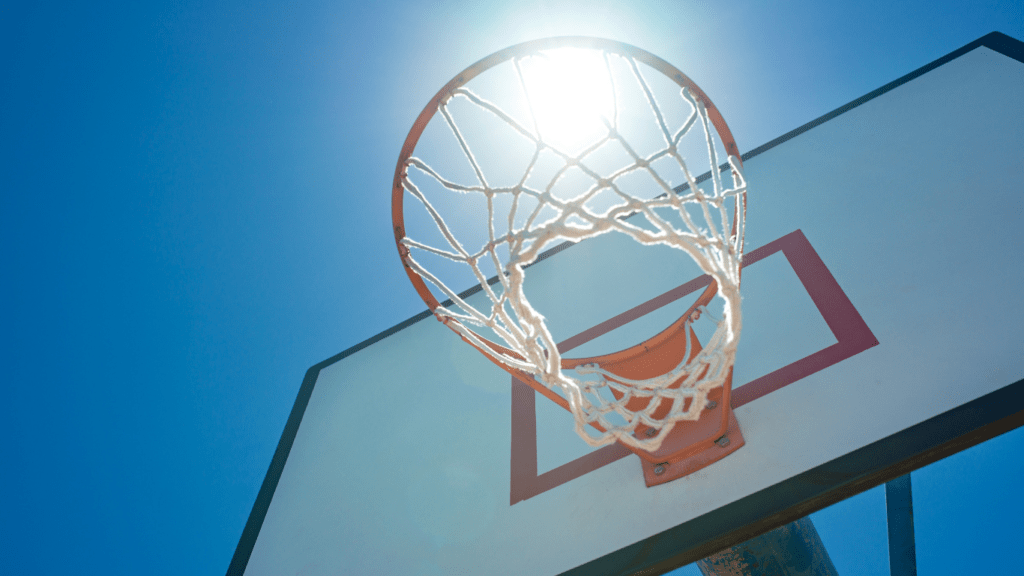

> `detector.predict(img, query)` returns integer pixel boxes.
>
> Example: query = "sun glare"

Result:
[521,48,615,153]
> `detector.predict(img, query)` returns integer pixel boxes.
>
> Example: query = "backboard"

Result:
[229,32,1024,576]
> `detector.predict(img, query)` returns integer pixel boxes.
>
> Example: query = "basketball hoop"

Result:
[392,37,747,486]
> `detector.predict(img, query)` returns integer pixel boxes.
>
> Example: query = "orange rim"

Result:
[392,37,745,376]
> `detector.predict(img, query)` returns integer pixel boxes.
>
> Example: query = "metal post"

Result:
[885,474,917,576]
[696,516,837,576]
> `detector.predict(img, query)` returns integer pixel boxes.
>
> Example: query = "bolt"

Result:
[654,464,667,475]
[715,436,730,447]
[645,428,658,437]
[706,400,718,410]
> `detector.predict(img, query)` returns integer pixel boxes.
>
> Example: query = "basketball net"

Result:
[396,45,746,451]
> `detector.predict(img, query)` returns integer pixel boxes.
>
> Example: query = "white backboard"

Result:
[229,32,1024,576]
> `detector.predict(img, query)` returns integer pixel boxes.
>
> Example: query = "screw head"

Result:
[706,400,718,410]
[645,428,658,437]
[653,464,666,475]
[715,436,731,447]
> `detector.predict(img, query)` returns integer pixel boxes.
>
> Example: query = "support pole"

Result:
[886,474,917,576]
[696,516,837,576]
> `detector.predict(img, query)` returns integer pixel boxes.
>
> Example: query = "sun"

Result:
[520,48,616,154]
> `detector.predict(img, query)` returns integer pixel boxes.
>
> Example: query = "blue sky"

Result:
[2,2,1022,575]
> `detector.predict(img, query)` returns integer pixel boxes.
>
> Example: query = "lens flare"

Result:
[521,48,615,154]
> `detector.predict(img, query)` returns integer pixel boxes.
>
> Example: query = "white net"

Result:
[398,46,746,451]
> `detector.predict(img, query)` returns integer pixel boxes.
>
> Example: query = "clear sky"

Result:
[2,1,1022,575]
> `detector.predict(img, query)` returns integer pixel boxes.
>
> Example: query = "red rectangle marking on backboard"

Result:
[510,229,878,504]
